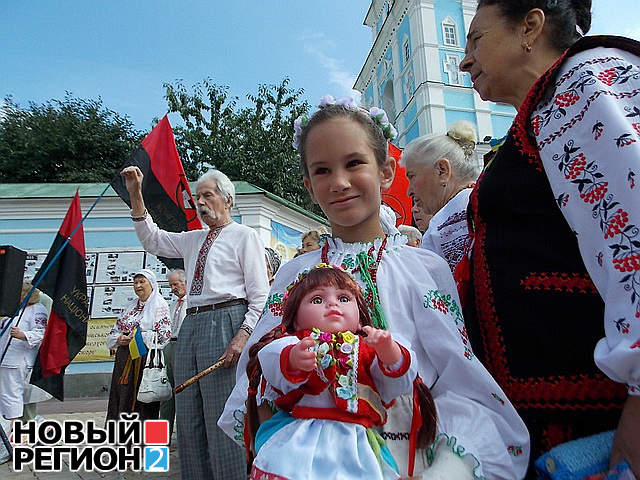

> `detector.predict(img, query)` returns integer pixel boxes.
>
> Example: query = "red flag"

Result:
[110,115,201,268]
[382,142,413,226]
[31,190,88,400]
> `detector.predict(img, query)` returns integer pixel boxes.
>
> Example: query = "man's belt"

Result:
[186,298,248,316]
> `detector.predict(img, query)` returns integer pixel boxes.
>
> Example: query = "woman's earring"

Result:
[441,182,447,188]
[522,42,532,53]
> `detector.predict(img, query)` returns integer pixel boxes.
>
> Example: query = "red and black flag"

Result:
[382,142,412,226]
[30,190,88,401]
[110,115,201,268]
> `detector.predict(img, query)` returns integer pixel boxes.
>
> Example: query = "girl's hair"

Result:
[244,266,438,460]
[477,0,592,51]
[297,104,389,177]
[402,121,479,184]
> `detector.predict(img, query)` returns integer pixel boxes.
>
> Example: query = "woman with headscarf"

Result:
[0,283,48,423]
[106,269,171,422]
[264,247,282,286]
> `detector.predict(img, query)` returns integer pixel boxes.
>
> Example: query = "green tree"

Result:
[164,77,316,211]
[0,94,143,183]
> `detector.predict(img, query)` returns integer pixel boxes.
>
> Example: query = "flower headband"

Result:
[282,263,358,304]
[292,95,398,149]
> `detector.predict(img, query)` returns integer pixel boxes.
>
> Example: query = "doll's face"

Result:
[295,285,360,333]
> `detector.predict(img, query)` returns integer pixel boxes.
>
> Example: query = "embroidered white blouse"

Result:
[532,47,640,394]
[219,235,530,479]
[105,298,171,350]
[0,303,48,368]
[134,216,269,330]
[421,188,472,273]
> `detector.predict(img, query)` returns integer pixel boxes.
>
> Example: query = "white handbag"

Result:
[137,332,172,403]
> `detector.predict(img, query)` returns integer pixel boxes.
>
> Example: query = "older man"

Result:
[121,166,269,479]
[159,268,187,443]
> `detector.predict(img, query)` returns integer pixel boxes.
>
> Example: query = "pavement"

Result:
[0,397,181,480]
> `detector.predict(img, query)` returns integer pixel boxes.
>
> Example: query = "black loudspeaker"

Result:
[0,245,27,316]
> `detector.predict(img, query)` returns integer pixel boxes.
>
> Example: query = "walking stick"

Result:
[173,359,225,394]
[0,423,11,460]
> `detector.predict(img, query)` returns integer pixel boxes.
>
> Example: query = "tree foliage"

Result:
[0,94,143,183]
[164,77,317,211]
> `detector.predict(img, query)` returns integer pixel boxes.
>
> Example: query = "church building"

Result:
[354,0,516,156]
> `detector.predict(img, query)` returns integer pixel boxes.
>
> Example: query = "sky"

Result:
[2,1,640,132]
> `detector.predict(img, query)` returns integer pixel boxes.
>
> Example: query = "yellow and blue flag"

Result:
[129,327,148,359]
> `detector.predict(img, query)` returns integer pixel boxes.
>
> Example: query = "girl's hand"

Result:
[10,327,26,340]
[288,336,317,372]
[116,334,132,346]
[362,326,401,366]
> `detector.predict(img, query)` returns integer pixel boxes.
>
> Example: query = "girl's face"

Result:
[303,118,395,243]
[133,275,153,301]
[295,285,360,333]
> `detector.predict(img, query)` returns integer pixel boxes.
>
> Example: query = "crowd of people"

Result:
[2,0,639,478]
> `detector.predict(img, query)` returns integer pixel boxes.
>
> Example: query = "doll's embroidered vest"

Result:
[465,36,637,458]
[274,331,409,428]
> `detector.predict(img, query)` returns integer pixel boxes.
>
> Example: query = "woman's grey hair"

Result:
[398,224,422,243]
[401,121,480,183]
[196,169,236,206]
[168,268,186,283]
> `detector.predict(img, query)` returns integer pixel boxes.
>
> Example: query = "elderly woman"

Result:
[106,269,171,422]
[299,230,324,254]
[411,203,431,233]
[403,121,479,272]
[0,283,47,422]
[459,0,640,474]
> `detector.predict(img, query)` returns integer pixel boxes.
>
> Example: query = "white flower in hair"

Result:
[292,115,309,149]
[336,97,358,109]
[368,106,389,125]
[318,94,336,107]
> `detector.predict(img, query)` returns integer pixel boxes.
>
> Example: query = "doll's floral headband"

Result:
[282,263,358,304]
[292,95,398,150]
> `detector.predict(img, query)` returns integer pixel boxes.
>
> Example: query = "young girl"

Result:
[245,264,435,479]
[220,96,530,479]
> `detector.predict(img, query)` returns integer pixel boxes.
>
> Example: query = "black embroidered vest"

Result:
[465,36,639,459]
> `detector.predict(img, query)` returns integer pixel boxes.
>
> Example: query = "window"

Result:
[403,39,410,63]
[442,18,458,46]
[444,54,462,85]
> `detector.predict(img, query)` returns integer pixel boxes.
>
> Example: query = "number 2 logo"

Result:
[144,446,169,472]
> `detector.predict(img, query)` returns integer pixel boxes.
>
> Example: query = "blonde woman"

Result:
[0,283,48,422]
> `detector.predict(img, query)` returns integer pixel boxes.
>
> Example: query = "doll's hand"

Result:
[362,326,401,366]
[288,336,317,373]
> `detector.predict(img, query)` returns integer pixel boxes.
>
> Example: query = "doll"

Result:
[245,264,436,480]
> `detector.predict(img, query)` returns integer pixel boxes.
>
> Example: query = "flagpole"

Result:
[0,183,111,365]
